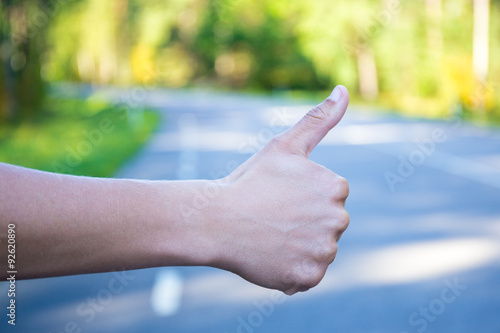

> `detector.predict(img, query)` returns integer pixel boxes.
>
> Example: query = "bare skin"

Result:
[0,85,350,295]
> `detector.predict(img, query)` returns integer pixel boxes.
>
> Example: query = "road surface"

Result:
[2,87,500,333]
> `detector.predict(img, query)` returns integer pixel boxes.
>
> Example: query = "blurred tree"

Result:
[0,0,45,122]
[294,0,382,97]
[193,0,322,89]
[1,0,499,122]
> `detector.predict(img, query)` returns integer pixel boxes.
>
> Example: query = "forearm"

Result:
[0,163,216,279]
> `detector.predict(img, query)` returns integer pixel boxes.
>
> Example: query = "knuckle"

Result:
[339,210,350,232]
[327,241,339,258]
[267,134,291,152]
[268,135,284,147]
[306,99,335,123]
[334,176,349,199]
[316,242,338,265]
[315,239,338,261]
[301,267,325,290]
[294,261,325,291]
[305,105,329,123]
[333,210,350,241]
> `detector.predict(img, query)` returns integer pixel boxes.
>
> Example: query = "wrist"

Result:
[153,179,226,268]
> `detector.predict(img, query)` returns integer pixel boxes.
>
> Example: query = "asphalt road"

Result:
[2,87,500,333]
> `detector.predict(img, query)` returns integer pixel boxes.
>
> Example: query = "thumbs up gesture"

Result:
[211,86,350,295]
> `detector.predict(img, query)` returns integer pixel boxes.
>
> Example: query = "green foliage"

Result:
[0,99,160,177]
[1,0,500,123]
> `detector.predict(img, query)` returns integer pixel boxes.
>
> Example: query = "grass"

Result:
[0,98,160,177]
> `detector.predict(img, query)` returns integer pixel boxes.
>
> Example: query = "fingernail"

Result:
[329,86,342,102]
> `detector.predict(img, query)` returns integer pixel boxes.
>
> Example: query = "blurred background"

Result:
[1,0,500,332]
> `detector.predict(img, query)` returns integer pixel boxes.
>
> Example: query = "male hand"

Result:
[211,86,350,295]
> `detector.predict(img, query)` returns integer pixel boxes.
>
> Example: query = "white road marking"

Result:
[150,269,184,317]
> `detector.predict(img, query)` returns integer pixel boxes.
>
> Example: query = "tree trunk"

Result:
[472,0,490,111]
[356,47,379,100]
[473,0,490,82]
[114,0,131,84]
[425,0,443,57]
[0,2,20,121]
[0,1,45,122]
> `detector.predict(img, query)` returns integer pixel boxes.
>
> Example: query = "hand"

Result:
[210,86,350,295]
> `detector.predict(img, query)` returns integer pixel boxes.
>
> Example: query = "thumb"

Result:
[282,85,349,157]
